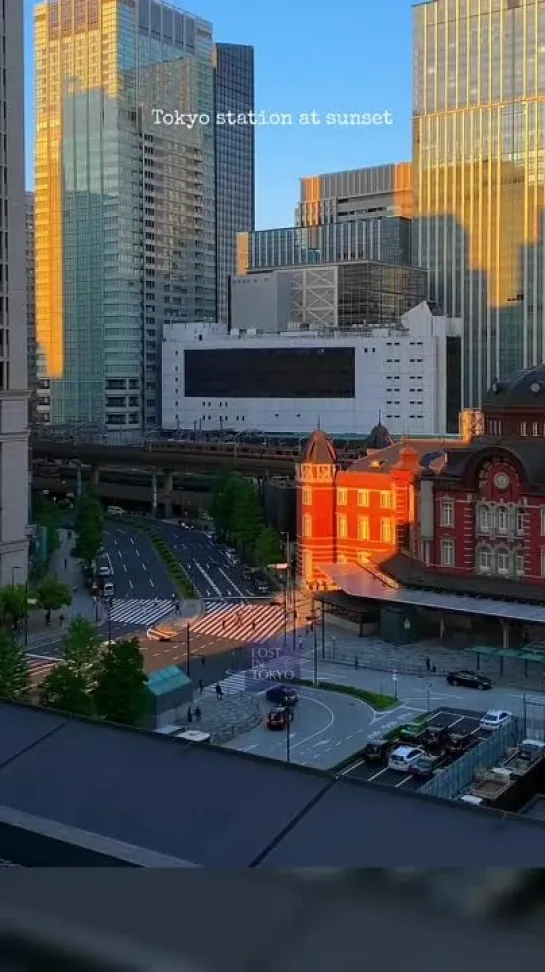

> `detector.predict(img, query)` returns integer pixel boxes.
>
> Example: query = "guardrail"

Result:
[419,717,524,800]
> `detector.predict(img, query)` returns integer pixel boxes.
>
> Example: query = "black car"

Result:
[362,739,391,766]
[446,670,492,690]
[266,685,298,707]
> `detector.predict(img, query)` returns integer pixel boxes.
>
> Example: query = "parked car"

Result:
[479,709,512,731]
[446,670,492,690]
[362,739,391,766]
[388,746,425,773]
[266,684,298,707]
[445,730,474,755]
[267,707,294,731]
[422,725,450,752]
[398,721,427,744]
[408,752,448,778]
[254,579,270,595]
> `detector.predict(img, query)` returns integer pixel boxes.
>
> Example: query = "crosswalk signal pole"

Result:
[286,712,291,766]
[186,624,190,677]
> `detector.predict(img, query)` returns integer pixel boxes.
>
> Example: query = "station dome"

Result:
[483,366,545,409]
[301,429,337,465]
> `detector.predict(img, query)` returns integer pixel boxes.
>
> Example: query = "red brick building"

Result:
[296,366,545,605]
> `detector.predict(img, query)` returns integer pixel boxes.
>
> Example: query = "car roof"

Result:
[484,710,508,718]
[391,746,420,758]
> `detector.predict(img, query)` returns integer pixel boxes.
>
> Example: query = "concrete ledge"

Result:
[0,805,199,868]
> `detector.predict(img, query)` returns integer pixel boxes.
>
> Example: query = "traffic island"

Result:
[287,677,398,712]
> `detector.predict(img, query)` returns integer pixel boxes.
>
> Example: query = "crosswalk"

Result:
[28,655,58,683]
[203,653,303,698]
[192,600,285,643]
[107,598,174,628]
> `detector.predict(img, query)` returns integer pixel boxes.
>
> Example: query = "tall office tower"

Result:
[413,0,545,406]
[296,163,413,226]
[26,192,37,425]
[0,2,29,582]
[214,44,255,324]
[35,0,215,437]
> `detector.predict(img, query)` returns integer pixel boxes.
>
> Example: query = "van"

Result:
[102,581,115,598]
[387,746,424,773]
[107,505,124,517]
[225,549,239,566]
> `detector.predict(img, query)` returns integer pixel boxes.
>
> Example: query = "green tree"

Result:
[94,637,148,727]
[35,575,72,614]
[255,526,284,568]
[211,473,237,537]
[230,477,264,550]
[33,495,61,562]
[74,490,104,568]
[61,617,101,687]
[0,584,30,630]
[39,664,96,718]
[0,628,30,700]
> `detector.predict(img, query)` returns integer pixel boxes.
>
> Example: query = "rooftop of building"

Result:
[0,700,544,867]
[346,436,462,473]
[483,366,545,410]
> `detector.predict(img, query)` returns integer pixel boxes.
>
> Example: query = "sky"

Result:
[23,0,416,229]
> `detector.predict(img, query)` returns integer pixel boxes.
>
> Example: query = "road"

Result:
[104,523,176,600]
[146,521,258,598]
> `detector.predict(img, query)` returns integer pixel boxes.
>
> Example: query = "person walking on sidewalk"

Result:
[187,707,193,724]
[215,683,223,700]
[194,706,201,723]
[59,614,65,627]
[425,657,431,672]
[198,679,204,694]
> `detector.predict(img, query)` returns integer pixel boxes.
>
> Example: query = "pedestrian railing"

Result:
[419,718,524,800]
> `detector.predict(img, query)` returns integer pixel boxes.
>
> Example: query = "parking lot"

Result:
[344,707,487,792]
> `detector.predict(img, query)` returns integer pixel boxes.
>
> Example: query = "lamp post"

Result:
[106,596,113,644]
[312,598,318,687]
[286,709,291,765]
[186,624,191,677]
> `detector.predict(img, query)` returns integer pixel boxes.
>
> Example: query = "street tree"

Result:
[211,473,237,537]
[255,526,284,569]
[39,664,96,718]
[35,575,72,616]
[94,637,148,727]
[61,617,101,688]
[230,477,264,550]
[74,490,104,569]
[0,584,30,631]
[0,629,30,700]
[32,495,61,563]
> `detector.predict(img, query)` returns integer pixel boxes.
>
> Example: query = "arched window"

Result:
[496,547,510,575]
[478,504,491,532]
[496,506,508,534]
[476,547,492,573]
[302,514,312,538]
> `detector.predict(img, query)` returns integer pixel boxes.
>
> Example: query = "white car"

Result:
[388,746,424,773]
[479,709,512,731]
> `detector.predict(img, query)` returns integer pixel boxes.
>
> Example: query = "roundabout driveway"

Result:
[222,687,378,770]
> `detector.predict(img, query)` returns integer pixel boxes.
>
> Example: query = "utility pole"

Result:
[186,624,191,677]
[312,598,318,687]
[286,710,291,765]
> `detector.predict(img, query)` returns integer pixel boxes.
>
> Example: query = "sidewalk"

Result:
[317,621,545,694]
[25,529,105,650]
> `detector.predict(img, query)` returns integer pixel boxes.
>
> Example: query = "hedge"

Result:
[287,676,398,711]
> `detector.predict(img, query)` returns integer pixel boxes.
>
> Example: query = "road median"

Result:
[287,676,398,711]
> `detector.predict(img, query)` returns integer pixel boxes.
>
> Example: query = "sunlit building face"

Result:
[413,0,545,406]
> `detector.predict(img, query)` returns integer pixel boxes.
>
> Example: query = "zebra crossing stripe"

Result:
[192,601,284,642]
[108,599,174,627]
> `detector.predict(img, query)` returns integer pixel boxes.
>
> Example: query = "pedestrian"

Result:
[215,683,222,700]
[432,664,437,674]
[195,706,201,723]
[175,601,180,614]
[198,679,204,694]
[425,657,431,672]
[222,619,226,630]
[201,656,205,666]
[297,636,303,653]
[64,558,68,569]
[252,620,256,631]
[59,613,65,627]
[187,707,193,723]
[45,610,51,626]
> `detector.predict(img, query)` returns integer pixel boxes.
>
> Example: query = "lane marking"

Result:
[289,693,335,752]
[193,562,222,596]
[218,566,244,597]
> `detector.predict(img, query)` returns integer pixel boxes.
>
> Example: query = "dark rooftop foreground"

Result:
[1,701,545,866]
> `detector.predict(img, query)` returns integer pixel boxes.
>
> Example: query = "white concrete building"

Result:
[162,303,463,437]
[1,2,29,583]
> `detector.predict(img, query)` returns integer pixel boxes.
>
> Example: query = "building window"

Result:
[497,549,510,574]
[420,539,431,565]
[357,550,368,565]
[533,421,539,436]
[440,499,454,527]
[338,554,348,564]
[357,516,370,540]
[380,490,392,509]
[357,490,370,507]
[516,509,525,534]
[477,547,492,573]
[441,538,455,567]
[303,550,312,579]
[541,508,545,536]
[337,488,347,506]
[541,549,545,577]
[515,553,525,576]
[380,518,393,543]
[337,514,348,539]
[302,487,311,506]
[302,514,312,538]
[478,505,491,532]
[521,421,528,436]
[497,507,508,534]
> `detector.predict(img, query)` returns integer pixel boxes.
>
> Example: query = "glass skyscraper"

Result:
[214,44,255,324]
[413,0,545,406]
[35,0,215,436]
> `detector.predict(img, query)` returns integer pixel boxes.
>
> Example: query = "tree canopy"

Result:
[39,664,96,718]
[61,617,101,687]
[35,575,72,613]
[0,585,30,628]
[94,637,148,727]
[0,629,30,700]
[211,474,265,551]
[74,490,104,568]
[255,526,284,568]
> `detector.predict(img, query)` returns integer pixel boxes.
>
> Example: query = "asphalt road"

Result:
[223,685,382,770]
[104,523,176,600]
[147,521,258,598]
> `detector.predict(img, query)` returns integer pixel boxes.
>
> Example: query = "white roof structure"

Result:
[319,564,545,625]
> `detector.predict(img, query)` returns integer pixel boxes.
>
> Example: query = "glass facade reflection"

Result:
[35,0,215,434]
[338,262,428,329]
[413,0,545,406]
[214,44,255,324]
[237,217,413,273]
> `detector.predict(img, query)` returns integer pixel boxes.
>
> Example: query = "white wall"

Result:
[230,272,292,333]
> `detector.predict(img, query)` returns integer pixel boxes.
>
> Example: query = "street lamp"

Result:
[106,596,113,644]
[186,624,191,677]
[286,708,291,766]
